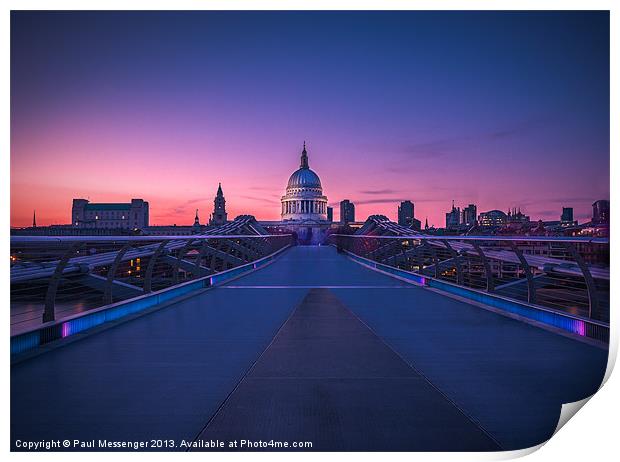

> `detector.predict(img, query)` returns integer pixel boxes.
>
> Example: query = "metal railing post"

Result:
[43,242,84,323]
[425,242,439,279]
[509,241,537,304]
[195,239,212,272]
[566,243,600,319]
[172,238,198,283]
[144,240,168,293]
[103,243,133,304]
[472,242,494,292]
[442,240,464,285]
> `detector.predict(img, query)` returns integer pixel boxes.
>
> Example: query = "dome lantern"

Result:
[300,141,309,169]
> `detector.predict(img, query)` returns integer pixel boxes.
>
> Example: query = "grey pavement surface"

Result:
[196,288,499,451]
[11,246,608,451]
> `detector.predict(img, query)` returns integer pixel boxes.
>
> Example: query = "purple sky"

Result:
[11,11,609,227]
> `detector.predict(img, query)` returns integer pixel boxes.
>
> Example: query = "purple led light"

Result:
[575,319,586,336]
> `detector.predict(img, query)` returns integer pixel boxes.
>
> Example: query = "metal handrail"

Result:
[330,233,608,244]
[11,234,292,243]
[329,234,609,325]
[11,234,294,331]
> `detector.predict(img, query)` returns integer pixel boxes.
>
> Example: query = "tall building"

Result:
[327,206,333,222]
[340,200,355,224]
[461,204,477,226]
[281,142,328,221]
[72,198,149,230]
[561,207,574,223]
[209,183,228,226]
[445,201,460,229]
[592,200,609,224]
[398,201,415,227]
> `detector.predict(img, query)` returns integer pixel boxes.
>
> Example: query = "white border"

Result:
[3,2,617,461]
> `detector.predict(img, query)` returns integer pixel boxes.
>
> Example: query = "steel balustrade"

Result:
[11,217,294,333]
[329,233,609,327]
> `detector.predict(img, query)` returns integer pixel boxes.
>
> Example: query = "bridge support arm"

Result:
[103,243,133,304]
[43,242,84,323]
[566,243,600,319]
[172,238,198,284]
[144,241,168,293]
[442,240,464,285]
[509,242,536,304]
[472,242,494,292]
[427,243,439,279]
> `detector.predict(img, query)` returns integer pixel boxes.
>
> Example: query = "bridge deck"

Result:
[11,246,607,451]
[196,288,498,451]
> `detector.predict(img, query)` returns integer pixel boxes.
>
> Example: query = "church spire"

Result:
[210,182,227,226]
[194,209,200,226]
[300,141,309,169]
[32,210,37,228]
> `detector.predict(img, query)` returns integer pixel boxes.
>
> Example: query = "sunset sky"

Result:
[11,11,609,227]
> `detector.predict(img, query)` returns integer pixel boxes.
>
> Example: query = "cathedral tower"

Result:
[209,183,228,226]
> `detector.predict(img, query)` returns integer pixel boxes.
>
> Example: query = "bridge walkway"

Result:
[11,246,607,451]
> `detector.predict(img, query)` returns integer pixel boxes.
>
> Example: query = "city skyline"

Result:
[11,11,609,227]
[9,9,612,454]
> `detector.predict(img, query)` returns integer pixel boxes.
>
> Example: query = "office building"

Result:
[72,198,149,230]
[398,201,415,227]
[340,200,355,224]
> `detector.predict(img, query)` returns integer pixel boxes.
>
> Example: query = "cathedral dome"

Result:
[287,168,322,189]
[281,142,328,222]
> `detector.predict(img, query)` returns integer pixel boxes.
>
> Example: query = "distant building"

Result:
[143,224,201,236]
[507,207,529,224]
[397,201,415,227]
[461,204,477,226]
[445,201,460,229]
[592,200,609,224]
[11,224,138,236]
[72,198,149,230]
[327,206,333,222]
[478,210,507,227]
[209,183,228,226]
[340,200,355,224]
[530,219,547,236]
[559,207,578,227]
[561,207,574,223]
[193,209,202,232]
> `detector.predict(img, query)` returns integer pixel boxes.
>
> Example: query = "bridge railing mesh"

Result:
[10,234,293,335]
[329,234,609,327]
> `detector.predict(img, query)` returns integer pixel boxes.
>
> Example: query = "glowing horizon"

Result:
[11,11,610,228]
